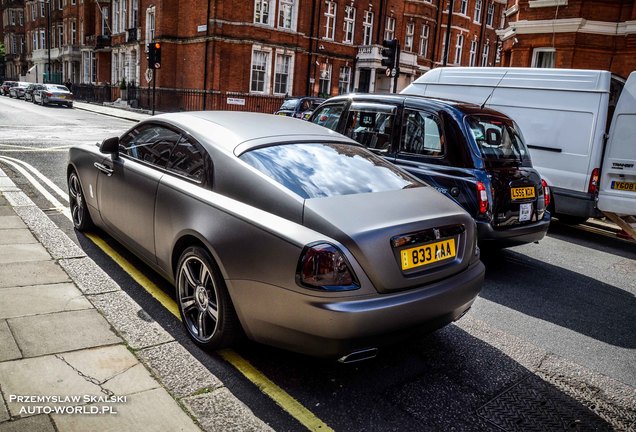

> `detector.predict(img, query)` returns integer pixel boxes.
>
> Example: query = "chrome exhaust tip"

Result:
[337,348,378,364]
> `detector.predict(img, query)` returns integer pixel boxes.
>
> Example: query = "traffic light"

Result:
[147,42,162,69]
[381,39,399,69]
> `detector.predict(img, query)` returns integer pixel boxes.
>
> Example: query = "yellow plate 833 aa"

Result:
[400,239,456,271]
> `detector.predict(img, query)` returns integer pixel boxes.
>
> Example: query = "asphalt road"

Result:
[1,96,634,431]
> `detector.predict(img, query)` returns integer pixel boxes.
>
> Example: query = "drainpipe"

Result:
[202,0,211,109]
[442,0,453,66]
[306,0,319,95]
[431,0,443,65]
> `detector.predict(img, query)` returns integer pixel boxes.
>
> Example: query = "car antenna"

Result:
[481,70,509,109]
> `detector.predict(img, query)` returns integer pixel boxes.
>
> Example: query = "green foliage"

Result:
[119,77,127,89]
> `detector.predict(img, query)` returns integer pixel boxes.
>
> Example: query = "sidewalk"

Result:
[0,172,272,431]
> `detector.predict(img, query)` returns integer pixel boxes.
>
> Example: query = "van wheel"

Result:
[176,247,241,351]
[557,214,588,225]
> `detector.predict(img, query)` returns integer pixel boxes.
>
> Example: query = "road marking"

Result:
[0,155,68,202]
[0,157,333,432]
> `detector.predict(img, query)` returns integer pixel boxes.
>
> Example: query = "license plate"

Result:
[277,112,287,116]
[611,181,636,192]
[400,239,456,271]
[519,203,532,222]
[58,95,65,99]
[511,186,536,200]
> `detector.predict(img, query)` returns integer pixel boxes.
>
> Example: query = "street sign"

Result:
[391,68,397,78]
[385,68,391,77]
[145,69,153,83]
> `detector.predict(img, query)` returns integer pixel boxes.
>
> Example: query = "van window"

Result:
[401,110,445,157]
[344,110,395,153]
[466,115,528,161]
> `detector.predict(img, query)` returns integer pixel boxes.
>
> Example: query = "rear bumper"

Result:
[477,212,551,246]
[227,260,484,358]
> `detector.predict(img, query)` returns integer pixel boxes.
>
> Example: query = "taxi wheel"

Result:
[176,246,241,351]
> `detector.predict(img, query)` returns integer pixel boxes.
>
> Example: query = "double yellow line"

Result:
[84,233,332,432]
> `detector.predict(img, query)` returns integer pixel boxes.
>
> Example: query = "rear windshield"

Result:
[280,99,300,110]
[466,115,529,161]
[49,85,69,92]
[239,143,420,199]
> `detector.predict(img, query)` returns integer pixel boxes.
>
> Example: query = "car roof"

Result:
[151,111,353,155]
[323,93,509,118]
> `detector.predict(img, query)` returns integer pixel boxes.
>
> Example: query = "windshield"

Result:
[466,115,529,161]
[239,143,420,199]
[280,99,300,110]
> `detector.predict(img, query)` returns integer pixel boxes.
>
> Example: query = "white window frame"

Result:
[532,47,556,68]
[338,66,351,94]
[474,0,482,23]
[405,22,414,52]
[39,29,45,50]
[385,16,395,41]
[486,3,494,27]
[481,41,490,66]
[254,0,272,26]
[454,34,464,64]
[102,7,109,35]
[250,47,272,94]
[324,1,336,40]
[146,6,155,41]
[419,24,429,58]
[278,0,296,30]
[459,0,468,15]
[113,0,120,33]
[469,39,477,66]
[319,62,332,96]
[131,0,138,28]
[273,50,294,95]
[58,24,64,47]
[363,11,373,46]
[343,5,355,44]
[71,21,77,44]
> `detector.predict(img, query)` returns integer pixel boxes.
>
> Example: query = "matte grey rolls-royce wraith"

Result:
[67,112,484,361]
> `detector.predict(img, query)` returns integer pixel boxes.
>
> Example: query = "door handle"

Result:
[94,162,113,176]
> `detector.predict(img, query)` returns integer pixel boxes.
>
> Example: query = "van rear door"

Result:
[598,72,636,216]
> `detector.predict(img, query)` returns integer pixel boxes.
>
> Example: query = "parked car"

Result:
[1,81,18,96]
[403,67,636,226]
[309,94,551,247]
[8,82,29,99]
[67,112,484,360]
[33,84,73,107]
[24,83,44,102]
[274,97,325,119]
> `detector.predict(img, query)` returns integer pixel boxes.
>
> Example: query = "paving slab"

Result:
[0,206,15,217]
[58,257,121,295]
[0,261,70,289]
[8,309,120,358]
[0,320,21,362]
[0,355,101,417]
[0,177,19,192]
[139,342,222,398]
[0,194,8,205]
[87,291,173,349]
[182,388,274,432]
[0,244,51,265]
[51,388,202,432]
[60,346,159,395]
[0,415,55,432]
[0,389,9,422]
[0,216,26,230]
[0,229,38,245]
[0,283,92,319]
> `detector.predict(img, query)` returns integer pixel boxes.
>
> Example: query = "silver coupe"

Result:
[67,112,484,361]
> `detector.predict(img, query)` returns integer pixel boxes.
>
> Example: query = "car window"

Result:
[344,110,395,153]
[466,115,528,161]
[311,105,345,131]
[166,136,206,183]
[280,99,300,110]
[120,125,181,168]
[401,110,445,157]
[239,143,421,199]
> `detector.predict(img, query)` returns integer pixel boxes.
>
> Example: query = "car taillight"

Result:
[542,179,551,208]
[297,243,358,291]
[588,168,599,194]
[45,92,53,97]
[476,181,488,214]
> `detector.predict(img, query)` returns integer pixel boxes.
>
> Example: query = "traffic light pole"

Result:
[152,73,156,116]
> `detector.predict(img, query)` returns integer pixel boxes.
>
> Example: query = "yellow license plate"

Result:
[511,186,536,200]
[400,239,456,271]
[611,181,636,191]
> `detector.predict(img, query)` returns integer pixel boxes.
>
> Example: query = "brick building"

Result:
[497,0,636,80]
[2,0,25,80]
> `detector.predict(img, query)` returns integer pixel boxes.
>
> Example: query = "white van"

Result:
[402,67,636,230]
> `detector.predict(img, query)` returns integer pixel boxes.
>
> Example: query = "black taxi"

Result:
[309,94,551,246]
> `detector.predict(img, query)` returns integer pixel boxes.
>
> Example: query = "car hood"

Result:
[302,187,477,293]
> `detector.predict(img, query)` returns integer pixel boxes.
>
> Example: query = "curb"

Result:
[0,169,273,432]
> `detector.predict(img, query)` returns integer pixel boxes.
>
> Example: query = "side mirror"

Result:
[100,136,120,156]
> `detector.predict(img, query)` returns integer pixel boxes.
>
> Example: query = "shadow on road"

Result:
[479,248,635,349]
[547,220,636,261]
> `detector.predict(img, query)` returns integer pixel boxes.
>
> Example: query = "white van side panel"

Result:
[598,72,636,215]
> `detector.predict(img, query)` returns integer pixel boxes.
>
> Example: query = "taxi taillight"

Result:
[542,179,551,208]
[476,181,488,214]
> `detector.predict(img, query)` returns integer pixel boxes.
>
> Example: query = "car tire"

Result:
[176,246,241,350]
[67,102,73,108]
[67,170,94,231]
